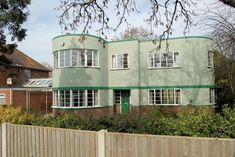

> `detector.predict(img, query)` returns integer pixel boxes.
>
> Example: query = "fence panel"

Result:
[4,124,98,157]
[0,127,1,157]
[105,132,235,157]
[1,123,235,157]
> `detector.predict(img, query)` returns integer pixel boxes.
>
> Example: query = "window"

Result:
[53,90,99,107]
[86,50,98,67]
[24,69,31,82]
[53,91,58,106]
[112,54,129,69]
[72,50,79,66]
[87,90,98,106]
[208,51,213,67]
[54,52,58,68]
[148,52,180,68]
[59,50,71,67]
[79,50,86,66]
[55,49,99,68]
[0,94,5,105]
[114,91,122,104]
[209,89,215,104]
[149,89,181,105]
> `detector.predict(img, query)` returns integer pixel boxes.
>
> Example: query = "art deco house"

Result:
[52,34,215,115]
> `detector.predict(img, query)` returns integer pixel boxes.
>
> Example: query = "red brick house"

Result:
[0,49,52,113]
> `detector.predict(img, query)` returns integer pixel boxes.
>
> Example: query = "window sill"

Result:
[110,68,130,71]
[53,66,100,70]
[147,66,181,70]
[51,106,101,109]
[148,104,180,106]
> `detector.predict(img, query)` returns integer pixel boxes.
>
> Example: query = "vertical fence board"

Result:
[0,128,1,157]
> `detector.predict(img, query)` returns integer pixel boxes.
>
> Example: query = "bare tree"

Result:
[205,9,235,59]
[203,8,235,107]
[56,0,235,41]
[113,26,153,40]
[56,0,197,42]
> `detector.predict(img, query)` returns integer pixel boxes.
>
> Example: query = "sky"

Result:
[16,0,222,65]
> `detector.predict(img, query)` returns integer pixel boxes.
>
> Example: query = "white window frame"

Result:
[208,50,213,68]
[147,51,180,69]
[85,50,99,67]
[148,89,181,105]
[209,88,215,104]
[52,90,99,108]
[111,53,129,69]
[114,90,122,104]
[53,51,59,68]
[55,49,99,68]
[0,93,6,105]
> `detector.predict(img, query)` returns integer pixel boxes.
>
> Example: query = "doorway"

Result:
[114,90,131,113]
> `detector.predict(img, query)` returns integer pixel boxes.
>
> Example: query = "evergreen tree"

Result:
[0,0,31,55]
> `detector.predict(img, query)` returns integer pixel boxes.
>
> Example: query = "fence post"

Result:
[2,123,9,157]
[98,129,107,157]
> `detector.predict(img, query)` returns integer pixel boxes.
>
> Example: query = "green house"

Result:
[52,34,215,114]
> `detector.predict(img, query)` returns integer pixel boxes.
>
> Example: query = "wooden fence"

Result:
[0,127,1,157]
[1,123,235,157]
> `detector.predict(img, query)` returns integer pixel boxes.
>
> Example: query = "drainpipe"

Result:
[26,90,28,111]
[29,91,30,111]
[10,88,12,105]
[46,91,48,114]
[137,40,141,115]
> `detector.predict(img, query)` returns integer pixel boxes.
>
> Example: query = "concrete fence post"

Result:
[2,123,9,157]
[98,129,107,157]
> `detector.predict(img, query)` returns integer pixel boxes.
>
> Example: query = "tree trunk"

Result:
[220,0,235,8]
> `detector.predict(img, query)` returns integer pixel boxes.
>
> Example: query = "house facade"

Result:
[0,49,52,113]
[52,34,215,115]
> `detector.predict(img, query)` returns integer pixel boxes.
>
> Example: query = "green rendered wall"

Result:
[52,34,215,107]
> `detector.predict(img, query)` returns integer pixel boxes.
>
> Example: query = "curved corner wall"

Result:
[52,34,108,88]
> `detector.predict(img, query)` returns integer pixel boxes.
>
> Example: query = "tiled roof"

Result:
[2,49,50,71]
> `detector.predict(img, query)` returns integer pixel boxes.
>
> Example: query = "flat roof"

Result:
[52,33,213,43]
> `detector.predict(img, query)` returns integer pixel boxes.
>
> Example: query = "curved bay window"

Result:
[53,49,99,68]
[53,90,99,108]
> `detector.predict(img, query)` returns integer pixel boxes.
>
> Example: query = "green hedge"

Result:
[0,106,234,138]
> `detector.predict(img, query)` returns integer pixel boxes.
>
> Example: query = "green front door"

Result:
[121,91,130,113]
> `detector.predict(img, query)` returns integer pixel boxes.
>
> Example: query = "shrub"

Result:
[0,106,36,125]
[0,106,234,138]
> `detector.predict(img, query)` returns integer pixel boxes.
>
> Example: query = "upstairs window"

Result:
[148,52,180,68]
[54,52,58,68]
[112,54,129,69]
[59,50,71,67]
[54,49,99,68]
[208,51,213,67]
[24,69,31,82]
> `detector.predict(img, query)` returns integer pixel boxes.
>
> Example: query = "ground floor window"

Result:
[0,93,5,105]
[149,89,181,105]
[209,88,215,104]
[114,90,122,104]
[53,90,99,107]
